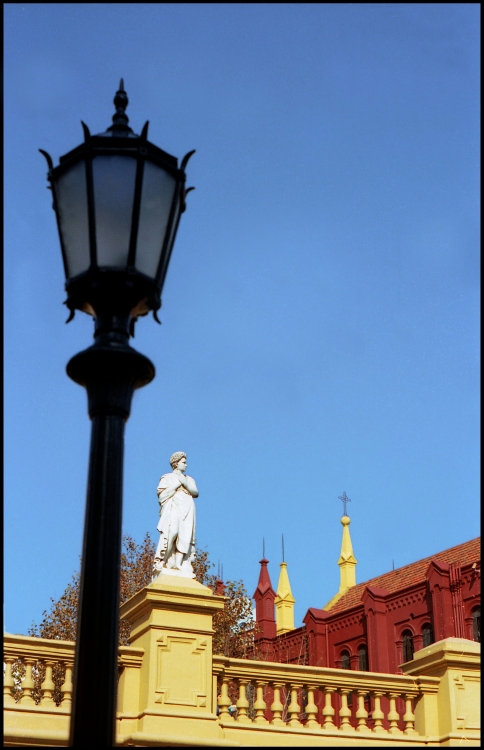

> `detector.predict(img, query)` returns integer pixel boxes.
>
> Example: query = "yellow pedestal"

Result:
[401,637,480,745]
[117,574,228,746]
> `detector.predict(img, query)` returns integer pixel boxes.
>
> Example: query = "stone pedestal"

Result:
[401,637,480,742]
[117,574,226,745]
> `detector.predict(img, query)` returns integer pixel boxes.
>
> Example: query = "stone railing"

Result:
[4,634,74,746]
[4,576,481,747]
[213,654,431,737]
[3,634,144,746]
[4,633,75,709]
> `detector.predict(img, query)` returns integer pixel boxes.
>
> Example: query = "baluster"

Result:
[287,683,303,727]
[371,691,386,733]
[355,690,370,733]
[304,684,319,729]
[32,660,44,704]
[62,663,73,707]
[218,676,231,720]
[42,661,56,708]
[403,694,417,735]
[270,681,285,726]
[236,678,251,723]
[4,656,16,705]
[338,689,353,731]
[322,687,336,730]
[387,692,402,734]
[253,680,268,724]
[20,659,36,706]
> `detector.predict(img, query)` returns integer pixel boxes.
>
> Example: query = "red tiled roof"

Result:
[327,537,480,615]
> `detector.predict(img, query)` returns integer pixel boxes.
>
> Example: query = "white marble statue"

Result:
[153,452,198,579]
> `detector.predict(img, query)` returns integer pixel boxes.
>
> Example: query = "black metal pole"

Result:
[67,334,154,747]
[71,411,125,745]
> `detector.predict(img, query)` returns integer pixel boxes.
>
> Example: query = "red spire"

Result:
[253,558,275,598]
[253,558,276,640]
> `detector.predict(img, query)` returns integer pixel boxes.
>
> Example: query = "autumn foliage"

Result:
[28,533,257,657]
[191,548,257,658]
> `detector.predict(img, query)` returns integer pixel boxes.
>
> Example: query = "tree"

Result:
[28,533,257,655]
[16,534,258,706]
[28,533,156,644]
[191,548,257,658]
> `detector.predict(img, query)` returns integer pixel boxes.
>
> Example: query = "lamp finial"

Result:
[108,79,133,134]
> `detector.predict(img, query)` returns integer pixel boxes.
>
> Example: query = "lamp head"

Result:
[40,81,195,340]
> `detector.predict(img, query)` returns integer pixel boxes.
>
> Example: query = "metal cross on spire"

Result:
[338,491,351,516]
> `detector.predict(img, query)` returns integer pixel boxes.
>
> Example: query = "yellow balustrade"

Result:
[4,580,481,747]
[4,634,75,746]
[3,635,147,746]
[212,655,430,739]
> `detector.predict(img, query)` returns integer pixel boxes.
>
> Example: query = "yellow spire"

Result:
[324,515,358,610]
[274,562,295,634]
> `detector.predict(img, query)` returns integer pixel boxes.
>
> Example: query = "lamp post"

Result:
[40,80,195,746]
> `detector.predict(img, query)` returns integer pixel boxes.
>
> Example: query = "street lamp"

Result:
[40,80,195,746]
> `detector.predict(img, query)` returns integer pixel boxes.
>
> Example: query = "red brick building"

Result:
[253,521,480,673]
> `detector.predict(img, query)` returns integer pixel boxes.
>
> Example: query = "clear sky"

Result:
[4,4,479,635]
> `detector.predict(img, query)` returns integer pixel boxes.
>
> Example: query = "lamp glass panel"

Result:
[92,155,137,267]
[135,160,177,279]
[157,198,180,287]
[55,160,90,279]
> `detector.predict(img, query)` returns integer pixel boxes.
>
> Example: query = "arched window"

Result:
[341,650,351,670]
[358,644,369,671]
[402,630,414,662]
[472,607,480,643]
[422,623,434,648]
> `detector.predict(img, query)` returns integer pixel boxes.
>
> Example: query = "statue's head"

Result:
[170,451,187,470]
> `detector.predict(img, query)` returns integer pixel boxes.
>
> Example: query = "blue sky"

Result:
[4,4,479,635]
